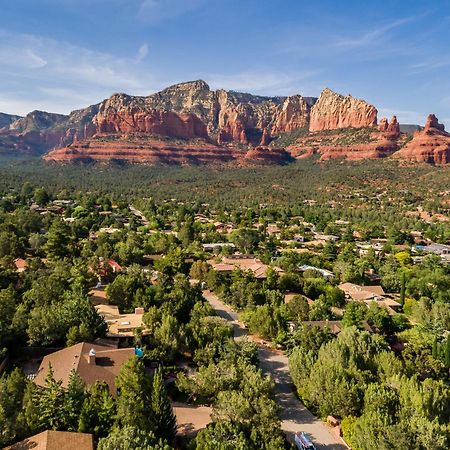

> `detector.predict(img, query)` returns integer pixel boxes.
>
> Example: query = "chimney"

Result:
[134,307,145,315]
[88,348,96,365]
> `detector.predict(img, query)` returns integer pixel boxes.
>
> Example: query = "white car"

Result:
[294,432,316,450]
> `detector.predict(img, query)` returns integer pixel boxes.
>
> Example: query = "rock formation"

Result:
[243,146,292,164]
[393,114,450,165]
[259,128,271,146]
[378,116,400,137]
[309,88,377,132]
[0,113,21,130]
[9,79,439,165]
[44,136,242,165]
[288,126,405,161]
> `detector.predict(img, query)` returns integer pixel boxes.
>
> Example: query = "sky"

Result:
[1,0,450,127]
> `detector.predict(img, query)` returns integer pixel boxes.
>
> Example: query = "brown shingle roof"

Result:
[34,342,134,396]
[5,430,93,450]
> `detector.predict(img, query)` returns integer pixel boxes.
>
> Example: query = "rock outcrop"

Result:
[309,88,377,132]
[44,135,242,164]
[393,114,450,164]
[288,126,405,161]
[378,116,400,137]
[91,82,316,146]
[244,146,293,164]
[0,106,100,156]
[0,113,21,130]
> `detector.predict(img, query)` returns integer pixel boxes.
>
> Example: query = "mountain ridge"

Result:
[0,79,445,165]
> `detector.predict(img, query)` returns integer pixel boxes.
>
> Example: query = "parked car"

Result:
[294,432,316,450]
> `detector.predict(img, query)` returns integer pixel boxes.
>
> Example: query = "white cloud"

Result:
[378,107,425,125]
[0,29,163,114]
[207,69,320,96]
[136,43,149,61]
[333,17,414,49]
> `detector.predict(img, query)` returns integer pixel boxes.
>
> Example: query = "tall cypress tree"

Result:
[151,367,176,443]
[399,271,406,307]
[445,335,450,369]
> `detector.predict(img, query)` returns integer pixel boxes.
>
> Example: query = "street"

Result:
[202,290,348,450]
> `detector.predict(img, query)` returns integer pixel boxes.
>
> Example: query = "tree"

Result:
[115,357,154,432]
[78,382,116,438]
[0,368,27,446]
[43,220,71,259]
[196,420,251,450]
[284,295,310,321]
[229,228,260,254]
[342,301,367,328]
[97,425,171,450]
[151,368,176,443]
[34,187,50,206]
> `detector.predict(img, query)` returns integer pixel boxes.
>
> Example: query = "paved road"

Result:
[203,290,348,450]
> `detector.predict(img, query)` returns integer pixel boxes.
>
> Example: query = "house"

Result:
[202,243,235,252]
[211,255,284,279]
[5,431,93,450]
[338,282,385,301]
[421,243,450,256]
[34,342,135,395]
[364,297,402,315]
[95,305,149,337]
[313,232,339,242]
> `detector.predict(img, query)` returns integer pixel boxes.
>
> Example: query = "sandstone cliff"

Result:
[309,88,377,132]
[288,126,405,161]
[393,114,450,165]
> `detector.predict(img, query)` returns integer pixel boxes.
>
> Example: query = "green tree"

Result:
[115,357,154,432]
[78,382,116,438]
[98,425,171,450]
[151,368,176,443]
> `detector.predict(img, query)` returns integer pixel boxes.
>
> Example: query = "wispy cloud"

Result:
[207,69,321,96]
[333,17,415,49]
[378,107,424,125]
[410,57,450,73]
[0,29,162,115]
[136,43,149,62]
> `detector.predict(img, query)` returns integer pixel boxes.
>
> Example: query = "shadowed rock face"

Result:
[309,88,377,132]
[393,114,450,165]
[0,113,22,130]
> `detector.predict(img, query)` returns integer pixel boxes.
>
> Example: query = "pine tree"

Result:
[115,357,153,432]
[151,367,176,443]
[65,370,86,431]
[432,336,438,359]
[37,364,67,430]
[399,271,406,307]
[445,335,450,369]
[78,381,116,438]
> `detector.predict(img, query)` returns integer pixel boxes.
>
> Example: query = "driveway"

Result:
[202,290,348,450]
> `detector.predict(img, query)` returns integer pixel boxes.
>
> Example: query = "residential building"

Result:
[34,342,135,395]
[5,431,93,450]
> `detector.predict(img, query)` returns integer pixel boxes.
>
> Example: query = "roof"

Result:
[302,320,373,334]
[5,431,93,450]
[218,255,284,279]
[34,342,134,396]
[338,282,385,300]
[95,305,147,337]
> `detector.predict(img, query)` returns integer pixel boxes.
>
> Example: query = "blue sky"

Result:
[1,0,450,127]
